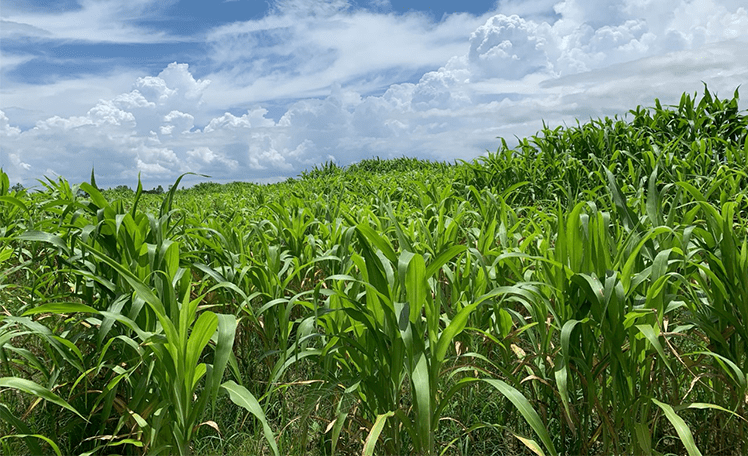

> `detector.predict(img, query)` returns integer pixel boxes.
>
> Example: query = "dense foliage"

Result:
[1,87,747,455]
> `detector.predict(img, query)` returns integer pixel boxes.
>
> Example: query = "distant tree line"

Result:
[111,184,164,194]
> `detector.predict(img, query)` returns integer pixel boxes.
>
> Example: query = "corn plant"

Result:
[2,87,747,455]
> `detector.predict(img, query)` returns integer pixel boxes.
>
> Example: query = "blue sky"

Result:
[2,0,747,188]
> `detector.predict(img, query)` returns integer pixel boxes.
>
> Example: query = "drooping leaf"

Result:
[651,398,702,456]
[482,378,557,456]
[0,377,84,420]
[221,381,279,456]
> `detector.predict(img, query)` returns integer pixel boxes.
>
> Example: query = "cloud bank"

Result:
[1,0,747,188]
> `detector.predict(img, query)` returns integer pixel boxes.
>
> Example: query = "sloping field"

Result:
[1,88,747,455]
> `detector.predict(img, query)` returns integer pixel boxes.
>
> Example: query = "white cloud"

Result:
[130,63,210,113]
[468,14,553,79]
[0,111,21,137]
[202,4,491,107]
[1,1,747,189]
[0,69,145,128]
[136,158,171,176]
[162,111,195,134]
[203,112,252,132]
[0,51,37,76]
[0,0,183,43]
[9,154,31,171]
[186,146,239,170]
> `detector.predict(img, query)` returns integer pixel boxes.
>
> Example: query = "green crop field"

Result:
[1,87,747,455]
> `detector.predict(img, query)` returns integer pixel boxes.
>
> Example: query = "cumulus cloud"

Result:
[186,146,239,171]
[160,111,195,135]
[203,109,275,132]
[0,70,146,129]
[468,15,553,79]
[1,0,747,188]
[0,111,21,138]
[1,63,216,187]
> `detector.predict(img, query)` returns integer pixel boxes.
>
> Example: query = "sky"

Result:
[1,0,747,189]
